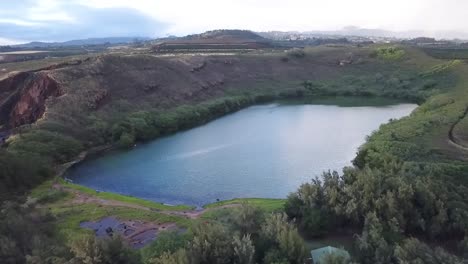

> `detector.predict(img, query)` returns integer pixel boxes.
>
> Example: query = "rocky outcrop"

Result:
[0,72,63,128]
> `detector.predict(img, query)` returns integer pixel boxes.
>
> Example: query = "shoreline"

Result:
[58,95,416,209]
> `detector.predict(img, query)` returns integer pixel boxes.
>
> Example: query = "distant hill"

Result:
[155,30,270,44]
[152,30,273,51]
[260,27,468,41]
[182,29,269,43]
[13,37,152,48]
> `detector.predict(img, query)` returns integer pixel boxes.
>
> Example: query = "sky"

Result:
[1,0,468,44]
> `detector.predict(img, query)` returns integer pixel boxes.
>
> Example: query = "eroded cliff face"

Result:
[0,72,63,128]
[0,50,360,130]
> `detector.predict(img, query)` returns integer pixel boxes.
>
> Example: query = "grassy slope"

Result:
[30,179,285,242]
[12,45,468,244]
[356,58,468,176]
[203,198,286,211]
[61,181,194,211]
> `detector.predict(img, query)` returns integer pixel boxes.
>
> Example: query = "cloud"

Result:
[1,0,468,42]
[0,0,167,43]
[0,38,22,45]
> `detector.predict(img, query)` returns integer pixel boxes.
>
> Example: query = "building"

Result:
[310,246,350,264]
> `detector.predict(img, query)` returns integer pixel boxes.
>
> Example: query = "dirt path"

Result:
[54,184,239,219]
[448,106,468,151]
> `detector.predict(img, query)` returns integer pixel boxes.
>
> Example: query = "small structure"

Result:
[310,246,350,264]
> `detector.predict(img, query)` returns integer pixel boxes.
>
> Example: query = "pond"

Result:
[67,97,417,207]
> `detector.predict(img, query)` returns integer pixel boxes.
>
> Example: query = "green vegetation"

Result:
[285,55,468,261]
[0,199,307,264]
[420,59,462,77]
[424,47,468,59]
[62,180,193,211]
[371,46,406,60]
[2,45,468,262]
[204,198,285,212]
[286,48,306,58]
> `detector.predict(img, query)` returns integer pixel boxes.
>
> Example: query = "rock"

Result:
[0,72,63,128]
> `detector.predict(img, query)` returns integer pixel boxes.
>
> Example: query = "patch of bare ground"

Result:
[80,216,179,248]
[53,183,240,219]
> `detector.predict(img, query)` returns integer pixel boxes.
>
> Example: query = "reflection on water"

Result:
[68,100,417,206]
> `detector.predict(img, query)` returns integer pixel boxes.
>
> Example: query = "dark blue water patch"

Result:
[68,102,417,207]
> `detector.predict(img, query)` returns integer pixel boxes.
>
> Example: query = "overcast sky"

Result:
[1,0,467,44]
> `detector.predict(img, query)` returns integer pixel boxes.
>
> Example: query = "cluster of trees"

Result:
[0,201,308,264]
[287,59,468,262]
[106,96,256,148]
[302,66,456,104]
[0,200,70,263]
[285,157,467,262]
[0,150,52,197]
[370,46,406,60]
[146,204,307,264]
[0,199,141,264]
[0,95,263,193]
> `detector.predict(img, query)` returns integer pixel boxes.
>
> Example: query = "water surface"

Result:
[68,98,416,206]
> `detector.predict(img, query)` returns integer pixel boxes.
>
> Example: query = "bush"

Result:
[36,190,68,204]
[142,231,190,261]
[372,46,405,60]
[287,48,306,58]
[117,132,135,148]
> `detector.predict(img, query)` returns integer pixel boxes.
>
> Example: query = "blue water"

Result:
[67,101,416,206]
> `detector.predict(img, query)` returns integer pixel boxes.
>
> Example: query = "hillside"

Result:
[152,29,273,51]
[1,44,468,262]
[12,37,151,48]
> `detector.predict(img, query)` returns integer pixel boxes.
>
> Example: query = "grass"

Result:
[204,198,286,212]
[29,179,192,242]
[49,201,191,242]
[14,45,468,248]
[30,179,287,243]
[0,53,94,80]
[60,179,194,211]
[423,48,468,60]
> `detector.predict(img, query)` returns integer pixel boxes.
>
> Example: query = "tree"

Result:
[232,203,264,236]
[141,231,189,261]
[233,234,255,264]
[117,132,135,148]
[148,249,188,264]
[70,236,140,264]
[322,252,350,264]
[187,222,234,264]
[395,238,463,264]
[0,201,68,264]
[300,208,329,237]
[70,236,104,264]
[260,213,307,264]
[355,212,393,264]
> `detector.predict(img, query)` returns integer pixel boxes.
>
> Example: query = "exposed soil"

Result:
[0,48,363,130]
[0,71,63,128]
[448,105,468,151]
[53,183,240,219]
[80,216,179,249]
[50,183,241,247]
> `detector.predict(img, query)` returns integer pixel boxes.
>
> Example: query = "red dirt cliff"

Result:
[0,72,63,128]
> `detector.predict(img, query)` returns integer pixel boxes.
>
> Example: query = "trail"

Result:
[53,184,239,219]
[49,183,242,248]
[448,106,468,151]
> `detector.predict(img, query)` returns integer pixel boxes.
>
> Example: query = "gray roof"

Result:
[310,246,350,264]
